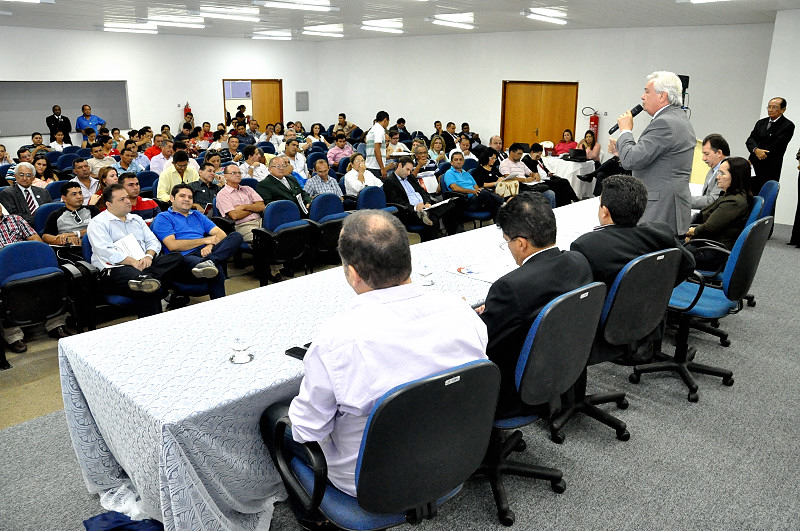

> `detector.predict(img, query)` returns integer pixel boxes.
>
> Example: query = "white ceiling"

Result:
[0,0,796,40]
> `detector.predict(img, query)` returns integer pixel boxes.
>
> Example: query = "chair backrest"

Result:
[308,193,344,222]
[45,181,65,200]
[306,151,326,170]
[0,240,59,285]
[76,148,92,158]
[757,180,779,219]
[601,249,682,346]
[746,195,764,226]
[337,157,350,175]
[721,217,772,301]
[357,186,387,210]
[136,171,158,190]
[355,360,500,513]
[63,145,81,154]
[33,202,64,235]
[262,142,276,154]
[515,282,606,405]
[0,241,66,325]
[435,161,451,177]
[311,141,328,152]
[0,164,11,178]
[57,153,80,172]
[349,127,363,140]
[356,143,367,157]
[241,177,259,189]
[463,158,478,172]
[263,200,301,231]
[81,233,93,262]
[151,177,159,197]
[45,150,63,165]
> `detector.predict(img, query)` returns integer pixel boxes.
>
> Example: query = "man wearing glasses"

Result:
[42,182,99,247]
[0,162,53,224]
[475,193,592,418]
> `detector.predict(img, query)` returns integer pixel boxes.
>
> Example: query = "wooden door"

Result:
[250,79,283,128]
[501,81,578,149]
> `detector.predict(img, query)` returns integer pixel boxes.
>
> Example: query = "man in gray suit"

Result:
[608,71,696,235]
[692,133,728,209]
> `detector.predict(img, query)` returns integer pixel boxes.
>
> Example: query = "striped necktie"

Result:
[25,189,37,214]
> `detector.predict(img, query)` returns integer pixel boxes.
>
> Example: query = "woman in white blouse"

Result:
[49,130,68,151]
[344,152,383,196]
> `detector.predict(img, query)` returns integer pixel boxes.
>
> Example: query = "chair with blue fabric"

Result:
[337,157,350,176]
[476,282,606,525]
[311,141,328,152]
[63,145,81,154]
[136,171,159,197]
[76,148,92,158]
[57,153,80,173]
[630,217,772,402]
[0,164,12,180]
[349,127,363,142]
[356,186,398,215]
[32,202,64,235]
[463,158,479,172]
[241,177,259,190]
[0,241,82,369]
[45,181,65,202]
[550,249,682,443]
[112,155,120,162]
[251,200,316,286]
[45,150,63,166]
[356,143,367,157]
[434,161,451,177]
[306,152,326,172]
[271,359,500,531]
[262,143,276,155]
[308,193,349,263]
[439,174,492,230]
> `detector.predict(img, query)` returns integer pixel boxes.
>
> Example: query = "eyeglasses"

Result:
[272,164,287,169]
[499,236,521,250]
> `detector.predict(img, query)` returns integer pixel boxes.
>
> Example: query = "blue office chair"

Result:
[349,127,363,141]
[434,161,451,177]
[550,249,683,443]
[262,143,276,155]
[308,193,349,262]
[45,150,63,166]
[463,158,479,172]
[241,177,259,189]
[251,200,316,286]
[306,152,326,171]
[63,145,81,154]
[76,148,92,158]
[112,155,120,162]
[45,181,65,201]
[311,141,328,152]
[477,282,607,525]
[0,241,81,369]
[57,153,80,173]
[757,180,779,220]
[337,157,350,176]
[439,174,492,230]
[272,360,500,531]
[137,171,158,197]
[0,164,12,180]
[32,202,64,235]
[356,186,398,215]
[630,217,773,402]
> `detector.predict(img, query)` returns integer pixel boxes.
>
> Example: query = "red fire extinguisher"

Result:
[589,113,599,137]
[183,102,192,117]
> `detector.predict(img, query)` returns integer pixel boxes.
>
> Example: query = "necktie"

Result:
[767,121,774,130]
[25,189,37,214]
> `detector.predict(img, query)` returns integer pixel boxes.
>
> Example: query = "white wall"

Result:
[760,9,800,225]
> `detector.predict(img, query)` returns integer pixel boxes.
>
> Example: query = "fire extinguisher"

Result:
[589,113,599,137]
[183,102,192,118]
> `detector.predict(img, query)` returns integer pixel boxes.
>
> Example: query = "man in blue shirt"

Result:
[443,152,504,218]
[151,184,243,299]
[75,105,106,140]
[113,148,145,175]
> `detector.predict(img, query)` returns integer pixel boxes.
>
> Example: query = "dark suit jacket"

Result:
[570,221,695,289]
[480,247,593,416]
[0,185,53,224]
[745,115,795,180]
[45,114,73,143]
[255,175,311,211]
[382,171,432,212]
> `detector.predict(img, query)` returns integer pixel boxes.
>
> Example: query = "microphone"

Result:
[608,104,644,134]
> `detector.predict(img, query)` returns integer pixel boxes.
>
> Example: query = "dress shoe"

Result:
[419,210,434,226]
[7,340,27,353]
[191,260,219,278]
[48,326,72,339]
[268,272,285,283]
[610,342,655,366]
[165,294,190,310]
[128,275,161,294]
[576,173,595,183]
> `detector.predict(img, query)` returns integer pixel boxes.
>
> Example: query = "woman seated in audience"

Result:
[49,130,69,152]
[0,144,13,165]
[271,122,285,151]
[684,156,752,270]
[88,167,119,211]
[111,128,126,149]
[32,155,58,187]
[472,148,501,190]
[307,122,331,147]
[208,131,228,151]
[577,130,601,167]
[160,124,173,142]
[344,152,383,196]
[186,127,203,158]
[100,135,119,157]
[428,135,448,164]
[554,129,577,156]
[204,150,224,177]
[411,137,427,154]
[80,128,96,149]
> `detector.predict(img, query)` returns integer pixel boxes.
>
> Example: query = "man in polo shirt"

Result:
[75,105,106,140]
[443,152,504,218]
[326,134,354,167]
[149,139,174,176]
[216,164,265,243]
[332,113,357,136]
[188,162,221,213]
[113,148,144,176]
[156,151,199,202]
[144,133,163,160]
[304,159,342,200]
[87,143,116,177]
[26,132,53,159]
[42,182,99,247]
[366,111,391,177]
[121,173,160,224]
[151,184,243,300]
[69,158,99,205]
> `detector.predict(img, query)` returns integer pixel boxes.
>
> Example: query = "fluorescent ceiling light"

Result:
[253,35,292,40]
[432,12,474,30]
[302,30,343,37]
[148,14,205,28]
[431,19,473,30]
[200,12,261,22]
[0,0,54,4]
[686,0,733,3]
[529,8,567,18]
[0,10,12,14]
[104,27,158,34]
[253,29,292,39]
[254,0,336,12]
[361,25,403,34]
[525,13,567,25]
[150,20,205,29]
[362,18,403,29]
[199,6,262,22]
[105,22,157,30]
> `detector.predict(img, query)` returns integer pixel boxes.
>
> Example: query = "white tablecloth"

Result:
[542,156,596,198]
[59,197,600,530]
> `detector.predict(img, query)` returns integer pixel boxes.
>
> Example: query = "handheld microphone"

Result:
[608,104,644,135]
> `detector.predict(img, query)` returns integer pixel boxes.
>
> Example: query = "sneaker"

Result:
[128,275,161,294]
[191,260,219,279]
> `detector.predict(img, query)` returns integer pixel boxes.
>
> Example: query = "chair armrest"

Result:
[685,240,731,277]
[273,416,328,513]
[670,271,706,312]
[210,216,235,234]
[342,194,357,203]
[386,202,414,214]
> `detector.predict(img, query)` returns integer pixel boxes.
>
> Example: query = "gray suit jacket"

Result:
[691,163,723,209]
[617,105,696,234]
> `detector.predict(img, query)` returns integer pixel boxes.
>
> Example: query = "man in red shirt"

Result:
[144,133,163,160]
[120,173,161,224]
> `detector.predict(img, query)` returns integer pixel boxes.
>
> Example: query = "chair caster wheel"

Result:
[723,376,734,386]
[617,429,630,441]
[513,439,527,452]
[498,509,515,526]
[747,300,756,307]
[551,479,566,494]
[550,430,565,444]
[688,391,699,402]
[617,398,629,410]
[629,373,640,384]
[720,338,731,347]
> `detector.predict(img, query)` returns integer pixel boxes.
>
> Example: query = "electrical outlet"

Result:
[603,112,607,116]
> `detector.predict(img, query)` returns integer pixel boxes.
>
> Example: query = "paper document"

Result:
[419,176,439,193]
[424,198,454,211]
[296,194,309,215]
[113,233,146,260]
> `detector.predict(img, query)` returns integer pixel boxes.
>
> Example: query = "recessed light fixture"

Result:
[525,13,567,25]
[431,12,474,30]
[681,0,733,4]
[0,10,11,15]
[303,23,343,37]
[199,6,262,22]
[148,15,206,29]
[362,18,403,34]
[104,26,158,35]
[253,29,292,40]
[253,0,337,12]
[529,8,567,18]
[302,30,344,37]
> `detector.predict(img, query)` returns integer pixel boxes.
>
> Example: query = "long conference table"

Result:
[58,196,609,530]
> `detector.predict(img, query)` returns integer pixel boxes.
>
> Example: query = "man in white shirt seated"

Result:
[448,135,478,162]
[70,158,99,205]
[239,145,271,181]
[385,129,411,158]
[282,138,308,181]
[87,143,116,177]
[259,209,488,526]
[149,139,174,176]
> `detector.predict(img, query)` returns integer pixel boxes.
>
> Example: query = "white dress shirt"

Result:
[289,282,488,496]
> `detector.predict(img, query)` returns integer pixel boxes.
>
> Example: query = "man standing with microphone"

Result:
[608,71,695,235]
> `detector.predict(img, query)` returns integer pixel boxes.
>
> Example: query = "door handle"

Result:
[534,128,539,136]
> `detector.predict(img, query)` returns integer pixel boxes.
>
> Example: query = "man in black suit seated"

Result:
[382,156,461,241]
[0,162,53,225]
[255,156,312,215]
[570,175,695,364]
[476,192,593,418]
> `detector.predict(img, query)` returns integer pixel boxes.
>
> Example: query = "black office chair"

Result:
[476,282,606,526]
[271,360,500,530]
[630,217,772,402]
[549,249,682,443]
[0,241,82,369]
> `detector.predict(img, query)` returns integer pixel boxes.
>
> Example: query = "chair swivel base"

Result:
[476,429,565,526]
[689,319,731,347]
[549,392,630,444]
[629,347,734,402]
